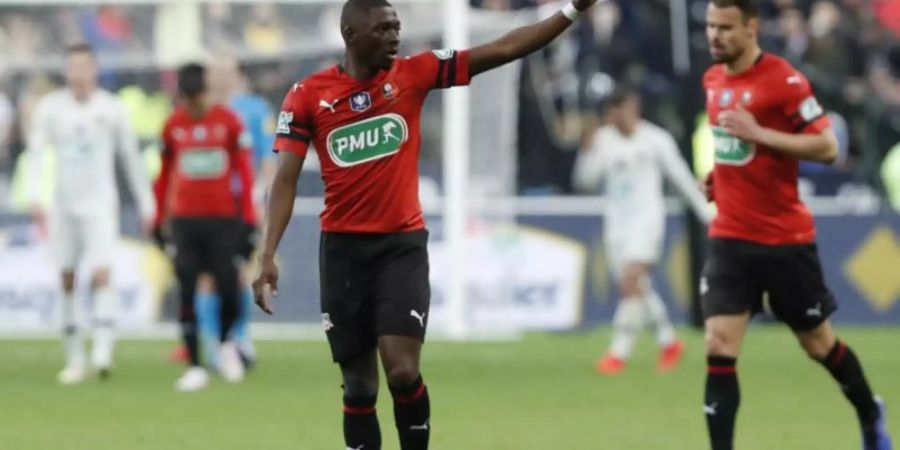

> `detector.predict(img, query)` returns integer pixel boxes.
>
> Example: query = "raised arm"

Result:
[468,0,599,78]
[572,132,607,193]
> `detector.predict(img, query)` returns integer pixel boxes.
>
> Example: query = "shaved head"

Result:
[341,0,393,28]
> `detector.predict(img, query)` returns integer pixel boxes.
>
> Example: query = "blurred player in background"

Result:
[574,86,714,376]
[253,0,602,447]
[154,63,257,392]
[170,54,276,369]
[702,1,892,449]
[26,44,155,384]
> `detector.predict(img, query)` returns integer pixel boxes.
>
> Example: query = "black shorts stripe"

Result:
[447,53,458,87]
[434,59,447,89]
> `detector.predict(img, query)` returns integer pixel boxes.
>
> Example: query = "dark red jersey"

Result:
[154,104,257,225]
[274,50,470,233]
[703,53,830,245]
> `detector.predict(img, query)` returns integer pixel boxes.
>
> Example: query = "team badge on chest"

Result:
[350,91,372,112]
[382,82,396,100]
[719,89,734,107]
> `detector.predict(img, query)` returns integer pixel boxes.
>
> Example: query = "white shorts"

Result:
[48,208,119,272]
[605,229,662,280]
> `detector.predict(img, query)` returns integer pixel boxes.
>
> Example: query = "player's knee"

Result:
[704,326,739,356]
[61,272,76,292]
[91,269,110,288]
[798,333,833,361]
[386,362,420,387]
[342,372,379,398]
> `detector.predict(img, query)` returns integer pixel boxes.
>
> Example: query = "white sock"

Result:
[609,298,645,360]
[90,286,117,369]
[61,291,86,369]
[643,288,676,347]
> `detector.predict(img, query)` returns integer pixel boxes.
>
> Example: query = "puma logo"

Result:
[410,419,429,431]
[806,302,822,317]
[704,403,718,416]
[410,309,427,328]
[319,99,338,113]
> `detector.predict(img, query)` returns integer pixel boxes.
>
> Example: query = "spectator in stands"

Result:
[80,6,133,53]
[204,3,240,50]
[243,4,285,54]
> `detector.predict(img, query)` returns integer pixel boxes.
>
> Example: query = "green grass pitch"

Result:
[1,326,897,449]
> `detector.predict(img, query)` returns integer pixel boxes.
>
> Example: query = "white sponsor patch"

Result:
[276,111,293,135]
[432,49,454,60]
[799,96,824,122]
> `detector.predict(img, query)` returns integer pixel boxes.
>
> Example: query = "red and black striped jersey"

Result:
[274,50,470,233]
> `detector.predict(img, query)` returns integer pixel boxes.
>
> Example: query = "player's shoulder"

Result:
[94,89,127,110]
[760,53,810,85]
[639,120,673,141]
[702,64,726,86]
[162,106,188,130]
[212,103,240,120]
[290,67,340,96]
[39,89,67,107]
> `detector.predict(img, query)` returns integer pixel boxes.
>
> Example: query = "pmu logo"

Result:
[326,113,408,167]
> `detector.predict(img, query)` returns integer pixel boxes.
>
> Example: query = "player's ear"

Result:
[341,23,355,44]
[746,16,759,37]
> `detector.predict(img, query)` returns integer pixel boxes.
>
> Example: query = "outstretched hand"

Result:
[252,256,279,315]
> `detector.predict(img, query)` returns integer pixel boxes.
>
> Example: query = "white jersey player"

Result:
[574,87,714,375]
[26,44,154,384]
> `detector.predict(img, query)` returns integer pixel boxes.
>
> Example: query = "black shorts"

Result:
[319,229,430,363]
[701,238,837,331]
[171,217,243,272]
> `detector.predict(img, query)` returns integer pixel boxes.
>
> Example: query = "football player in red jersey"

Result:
[252,0,599,447]
[155,63,258,392]
[701,1,892,449]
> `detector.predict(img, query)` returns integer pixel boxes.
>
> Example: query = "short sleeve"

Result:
[231,113,253,154]
[404,49,471,91]
[780,72,830,135]
[160,118,174,156]
[273,83,313,157]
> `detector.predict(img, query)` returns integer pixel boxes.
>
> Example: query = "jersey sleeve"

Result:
[153,120,175,226]
[779,72,830,135]
[655,129,715,224]
[273,83,313,157]
[572,129,608,192]
[404,50,471,91]
[229,115,258,225]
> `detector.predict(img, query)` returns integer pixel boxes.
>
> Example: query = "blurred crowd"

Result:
[0,0,898,210]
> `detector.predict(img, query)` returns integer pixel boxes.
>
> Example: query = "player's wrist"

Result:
[561,2,581,21]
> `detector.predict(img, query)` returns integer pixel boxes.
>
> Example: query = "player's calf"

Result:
[703,314,749,450]
[797,322,883,446]
[89,267,116,373]
[341,354,382,450]
[381,336,429,450]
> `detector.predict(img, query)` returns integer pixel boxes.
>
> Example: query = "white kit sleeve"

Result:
[114,100,155,221]
[657,130,715,224]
